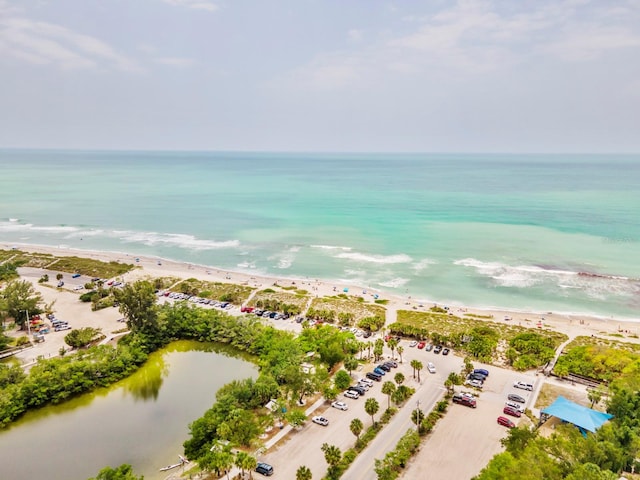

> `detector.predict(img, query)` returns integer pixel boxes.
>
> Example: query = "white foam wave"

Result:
[334,251,413,264]
[411,258,435,272]
[310,244,352,251]
[9,218,18,222]
[378,277,409,288]
[455,257,640,298]
[0,222,79,233]
[237,261,256,269]
[115,231,240,250]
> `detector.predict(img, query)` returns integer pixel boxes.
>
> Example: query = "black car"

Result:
[378,363,391,372]
[442,348,450,355]
[256,463,274,476]
[348,385,366,396]
[383,361,398,368]
[366,372,382,382]
[468,372,486,382]
[433,345,443,354]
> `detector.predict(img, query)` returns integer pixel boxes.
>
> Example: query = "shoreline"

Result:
[4,241,640,341]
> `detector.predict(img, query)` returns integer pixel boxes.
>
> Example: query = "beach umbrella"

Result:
[343,288,349,293]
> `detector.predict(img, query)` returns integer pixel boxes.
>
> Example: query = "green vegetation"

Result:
[87,464,143,480]
[307,296,386,327]
[0,279,44,328]
[173,277,254,304]
[0,344,148,427]
[64,327,104,349]
[374,429,421,480]
[249,288,309,315]
[391,310,566,368]
[554,337,640,390]
[0,261,21,282]
[46,256,134,278]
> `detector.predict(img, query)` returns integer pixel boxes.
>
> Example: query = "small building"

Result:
[540,396,613,436]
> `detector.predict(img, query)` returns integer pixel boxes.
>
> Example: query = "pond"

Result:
[0,340,257,480]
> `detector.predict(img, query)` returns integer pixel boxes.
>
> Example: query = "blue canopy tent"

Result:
[540,396,613,436]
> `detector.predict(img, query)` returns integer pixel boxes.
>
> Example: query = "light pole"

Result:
[26,309,31,337]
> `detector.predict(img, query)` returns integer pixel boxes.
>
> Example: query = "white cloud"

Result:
[348,29,364,42]
[155,56,195,67]
[162,0,218,12]
[279,0,640,91]
[0,15,140,72]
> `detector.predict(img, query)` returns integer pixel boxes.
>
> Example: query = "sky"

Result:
[0,0,639,153]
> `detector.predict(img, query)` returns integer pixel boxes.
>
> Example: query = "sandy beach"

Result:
[4,242,639,352]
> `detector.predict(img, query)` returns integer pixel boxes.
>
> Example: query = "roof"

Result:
[541,396,613,433]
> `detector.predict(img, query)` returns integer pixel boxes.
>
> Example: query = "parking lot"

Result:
[402,361,539,480]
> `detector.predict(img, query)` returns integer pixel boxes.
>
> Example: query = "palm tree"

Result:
[397,345,404,364]
[364,397,380,426]
[235,451,257,479]
[394,372,405,385]
[411,408,425,430]
[415,360,424,382]
[350,418,363,442]
[410,359,419,380]
[387,338,398,359]
[321,443,342,476]
[296,465,312,480]
[382,381,396,409]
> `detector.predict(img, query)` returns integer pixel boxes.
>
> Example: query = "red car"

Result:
[497,416,516,428]
[503,406,522,418]
[241,306,255,313]
[417,341,426,349]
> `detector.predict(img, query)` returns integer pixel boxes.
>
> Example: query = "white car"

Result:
[331,401,348,411]
[344,390,359,399]
[357,381,370,391]
[312,416,329,426]
[514,381,534,391]
[465,379,483,389]
[409,340,418,347]
[505,400,525,413]
[358,378,374,387]
[427,362,436,374]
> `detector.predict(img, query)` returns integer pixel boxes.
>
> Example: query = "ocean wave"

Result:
[455,258,640,297]
[269,246,300,270]
[378,277,409,288]
[411,258,435,272]
[334,251,413,264]
[0,222,79,234]
[113,230,240,250]
[310,244,352,251]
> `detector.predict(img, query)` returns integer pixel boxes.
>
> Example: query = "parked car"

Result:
[465,379,484,389]
[409,340,418,347]
[344,390,359,399]
[312,416,329,426]
[366,372,382,382]
[514,381,534,391]
[373,367,386,376]
[468,373,486,382]
[256,462,274,476]
[359,377,374,387]
[442,347,450,355]
[71,273,81,278]
[427,362,436,374]
[377,363,391,372]
[508,393,526,403]
[497,416,516,428]
[474,368,489,377]
[453,393,477,408]
[503,406,522,418]
[57,281,64,287]
[331,401,348,411]
[383,361,398,368]
[425,344,433,352]
[417,341,426,349]
[356,381,370,391]
[348,385,366,396]
[505,401,526,413]
[433,345,443,354]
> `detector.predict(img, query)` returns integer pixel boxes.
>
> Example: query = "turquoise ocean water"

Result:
[1,150,639,319]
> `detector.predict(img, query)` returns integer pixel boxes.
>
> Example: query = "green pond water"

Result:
[0,340,257,480]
